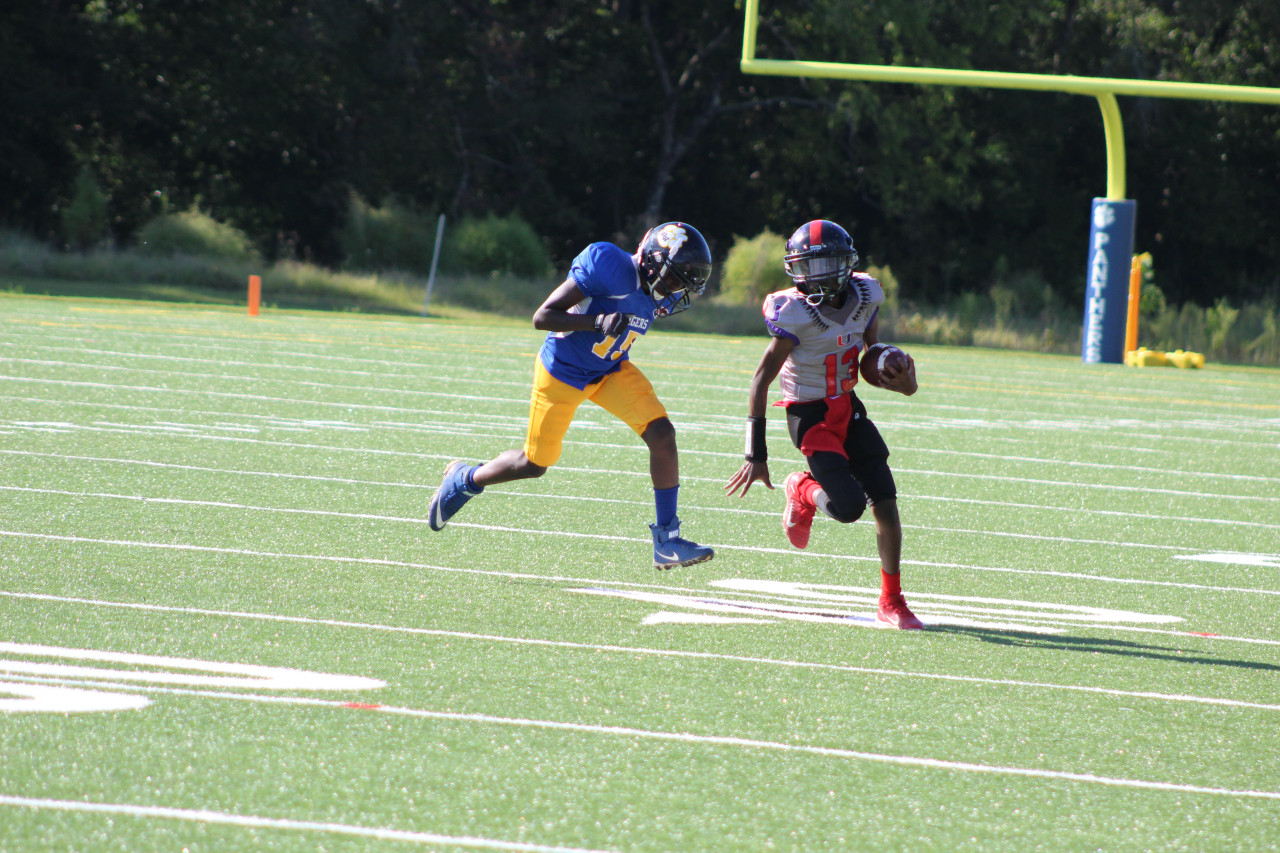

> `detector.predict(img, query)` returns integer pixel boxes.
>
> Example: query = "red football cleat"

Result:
[877,593,925,630]
[782,471,816,549]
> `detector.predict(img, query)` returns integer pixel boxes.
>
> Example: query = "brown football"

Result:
[859,343,909,388]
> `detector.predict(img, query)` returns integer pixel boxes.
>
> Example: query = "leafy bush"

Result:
[136,208,260,262]
[0,247,252,290]
[865,264,900,312]
[1144,301,1207,355]
[987,258,1057,324]
[719,229,788,307]
[988,284,1014,330]
[4,230,1278,365]
[894,310,970,347]
[1132,293,1280,364]
[1206,298,1240,354]
[955,292,986,344]
[1241,301,1279,364]
[1140,282,1168,318]
[60,166,110,252]
[432,271,556,317]
[446,213,551,278]
[338,193,440,275]
[0,230,54,274]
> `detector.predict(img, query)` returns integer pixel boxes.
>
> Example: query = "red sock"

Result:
[800,474,822,506]
[880,569,901,598]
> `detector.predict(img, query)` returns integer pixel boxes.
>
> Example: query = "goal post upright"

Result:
[740,0,1280,363]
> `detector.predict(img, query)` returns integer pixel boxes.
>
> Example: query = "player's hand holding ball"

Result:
[860,343,917,396]
[594,312,631,336]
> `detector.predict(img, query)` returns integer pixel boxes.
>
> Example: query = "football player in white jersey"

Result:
[725,220,923,629]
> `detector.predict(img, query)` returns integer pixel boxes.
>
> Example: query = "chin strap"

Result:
[803,282,849,307]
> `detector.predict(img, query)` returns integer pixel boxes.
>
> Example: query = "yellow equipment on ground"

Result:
[1125,347,1204,368]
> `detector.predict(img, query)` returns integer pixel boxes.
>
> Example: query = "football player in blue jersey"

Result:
[428,222,716,569]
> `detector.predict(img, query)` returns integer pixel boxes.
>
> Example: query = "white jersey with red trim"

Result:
[762,272,884,403]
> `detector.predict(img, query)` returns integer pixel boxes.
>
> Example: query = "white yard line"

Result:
[0,794,613,852]
[2,422,1277,502]
[3,353,1279,436]
[4,448,1278,533]
[3,528,1279,603]
[5,587,1280,708]
[6,340,1278,422]
[2,484,1263,555]
[0,372,518,412]
[3,688,1280,804]
[0,481,1269,555]
[7,522,1280,601]
[904,445,1279,485]
[2,394,1280,491]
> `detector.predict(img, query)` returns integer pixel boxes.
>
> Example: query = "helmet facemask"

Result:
[637,222,713,317]
[644,258,711,316]
[785,249,856,306]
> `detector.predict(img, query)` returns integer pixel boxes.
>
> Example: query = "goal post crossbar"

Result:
[740,0,1280,200]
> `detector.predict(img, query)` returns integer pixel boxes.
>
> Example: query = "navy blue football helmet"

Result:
[784,220,858,305]
[637,222,712,317]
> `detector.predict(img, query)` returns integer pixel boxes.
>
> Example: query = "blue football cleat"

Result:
[650,517,714,569]
[428,460,482,531]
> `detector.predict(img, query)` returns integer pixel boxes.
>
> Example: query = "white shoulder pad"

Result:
[763,288,815,340]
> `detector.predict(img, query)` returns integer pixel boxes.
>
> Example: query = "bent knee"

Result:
[515,451,551,479]
[817,492,866,524]
[828,503,866,524]
[642,417,676,446]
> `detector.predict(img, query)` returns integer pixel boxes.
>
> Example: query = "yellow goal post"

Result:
[739,0,1280,363]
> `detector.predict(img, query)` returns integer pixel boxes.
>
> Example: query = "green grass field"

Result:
[2,292,1279,852]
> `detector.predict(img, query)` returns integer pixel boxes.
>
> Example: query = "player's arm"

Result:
[864,315,918,396]
[532,279,598,332]
[725,335,795,497]
[533,279,630,335]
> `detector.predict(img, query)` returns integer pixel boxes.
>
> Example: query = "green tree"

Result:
[0,3,103,238]
[1,0,1276,309]
[719,229,789,306]
[60,165,110,251]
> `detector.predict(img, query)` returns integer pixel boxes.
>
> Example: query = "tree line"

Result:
[4,0,1278,307]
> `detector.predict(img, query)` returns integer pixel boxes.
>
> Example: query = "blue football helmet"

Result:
[637,222,712,317]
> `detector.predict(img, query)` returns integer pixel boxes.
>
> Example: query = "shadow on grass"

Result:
[934,625,1280,674]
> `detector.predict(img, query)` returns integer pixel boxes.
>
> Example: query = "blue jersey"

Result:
[538,242,660,389]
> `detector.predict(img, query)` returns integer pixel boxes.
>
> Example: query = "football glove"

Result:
[593,312,631,337]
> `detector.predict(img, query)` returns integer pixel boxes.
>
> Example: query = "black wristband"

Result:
[745,416,767,462]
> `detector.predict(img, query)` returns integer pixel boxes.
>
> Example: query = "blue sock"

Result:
[654,485,679,528]
[464,466,483,493]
